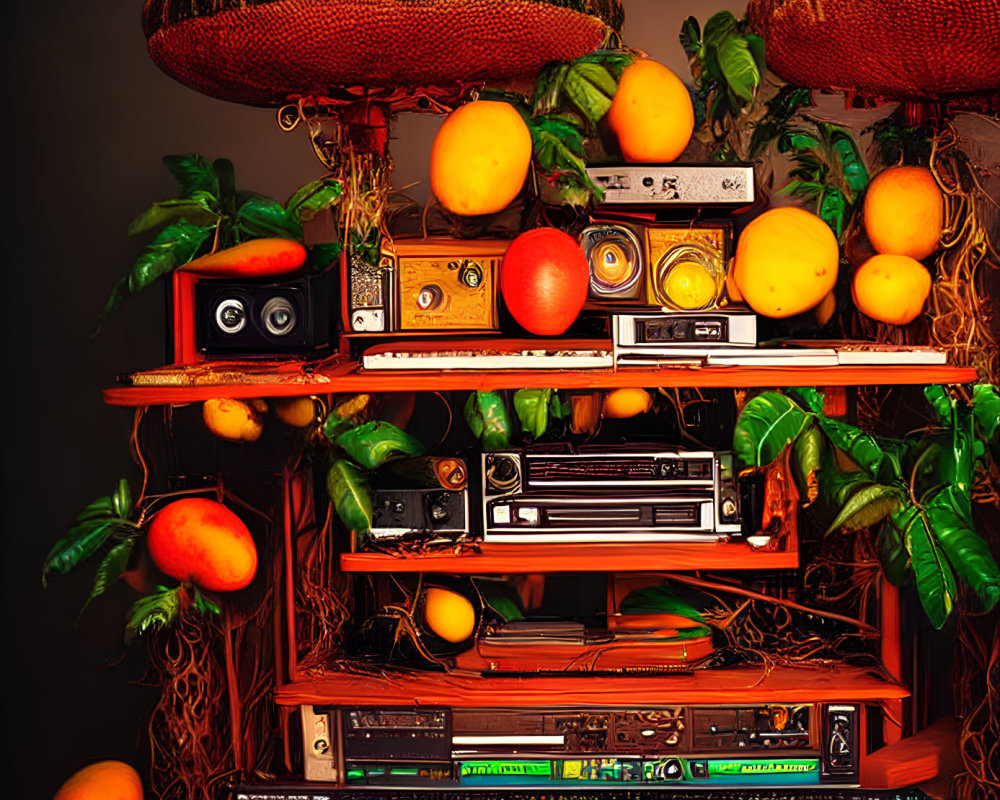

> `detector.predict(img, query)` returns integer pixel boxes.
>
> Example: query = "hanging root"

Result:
[953,605,1000,800]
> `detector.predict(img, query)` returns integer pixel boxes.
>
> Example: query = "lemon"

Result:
[202,398,263,442]
[603,388,653,419]
[422,587,476,643]
[664,261,719,309]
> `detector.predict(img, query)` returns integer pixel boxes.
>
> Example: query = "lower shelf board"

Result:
[339,542,799,573]
[275,663,909,707]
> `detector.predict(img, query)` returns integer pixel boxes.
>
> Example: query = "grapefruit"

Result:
[732,207,839,318]
[852,253,932,325]
[500,228,589,335]
[147,498,258,592]
[54,760,142,800]
[607,58,695,163]
[430,100,533,216]
[863,166,943,260]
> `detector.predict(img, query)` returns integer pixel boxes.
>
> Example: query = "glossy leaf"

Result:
[896,503,957,629]
[193,592,222,616]
[322,393,371,441]
[162,154,218,197]
[127,192,219,236]
[42,521,121,585]
[286,179,343,223]
[745,32,766,74]
[972,384,1000,442]
[825,481,904,534]
[818,188,847,238]
[620,584,707,624]
[514,389,552,440]
[80,539,135,617]
[75,496,116,523]
[236,196,303,241]
[831,130,869,194]
[335,421,423,471]
[717,35,759,103]
[562,62,617,124]
[550,392,571,420]
[926,485,1000,613]
[924,385,975,492]
[574,51,634,80]
[791,424,823,505]
[877,521,911,587]
[112,479,133,520]
[679,16,702,61]
[465,391,512,451]
[702,10,738,48]
[326,459,373,536]
[126,586,181,644]
[732,391,813,471]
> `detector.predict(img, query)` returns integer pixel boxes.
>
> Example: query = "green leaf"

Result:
[193,591,222,616]
[236,196,304,241]
[530,63,570,115]
[162,154,219,197]
[213,158,237,218]
[831,132,869,194]
[702,10,738,48]
[679,16,702,61]
[896,504,957,629]
[791,424,824,505]
[306,242,344,272]
[127,192,220,236]
[563,62,617,124]
[972,384,1000,442]
[825,481,904,534]
[335,420,423,470]
[717,35,760,103]
[549,392,571,420]
[42,521,127,585]
[112,479,133,520]
[818,188,847,238]
[923,386,976,491]
[745,32,766,73]
[286,179,343,223]
[877,521,911,587]
[926,485,1000,613]
[326,458,372,536]
[76,496,116,523]
[464,391,511,451]
[125,586,182,644]
[514,389,552,440]
[783,131,821,152]
[620,584,706,624]
[79,539,135,618]
[732,392,813,471]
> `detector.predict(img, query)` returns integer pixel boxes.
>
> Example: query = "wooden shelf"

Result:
[103,357,978,406]
[340,541,798,573]
[274,663,909,707]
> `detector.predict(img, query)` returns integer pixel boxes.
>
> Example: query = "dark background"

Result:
[1,1,740,796]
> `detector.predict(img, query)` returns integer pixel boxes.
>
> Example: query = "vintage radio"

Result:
[612,307,758,363]
[345,237,506,334]
[481,446,742,543]
[586,163,756,207]
[171,267,336,365]
[368,457,470,542]
[298,702,861,789]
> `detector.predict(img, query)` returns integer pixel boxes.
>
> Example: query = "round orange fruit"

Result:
[430,100,532,216]
[422,587,476,643]
[852,253,932,325]
[147,498,257,592]
[202,398,263,442]
[607,58,694,163]
[863,166,943,260]
[733,207,839,318]
[54,760,143,800]
[603,388,653,419]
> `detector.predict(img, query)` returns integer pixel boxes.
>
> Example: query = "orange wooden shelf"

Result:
[340,541,798,573]
[102,358,978,406]
[275,663,909,708]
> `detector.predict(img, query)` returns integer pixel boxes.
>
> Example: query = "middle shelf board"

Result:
[103,357,979,406]
[275,663,909,708]
[340,542,798,573]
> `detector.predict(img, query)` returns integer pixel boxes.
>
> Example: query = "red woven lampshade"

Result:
[748,0,1000,101]
[143,0,624,107]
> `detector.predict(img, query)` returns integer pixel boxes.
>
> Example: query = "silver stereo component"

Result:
[586,164,755,206]
[481,447,742,543]
[613,309,757,364]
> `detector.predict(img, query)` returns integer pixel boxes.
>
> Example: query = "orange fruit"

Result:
[814,291,837,326]
[273,395,317,427]
[603,388,653,419]
[863,166,943,260]
[732,207,839,318]
[422,587,476,643]
[147,498,258,592]
[54,760,143,800]
[852,253,932,325]
[663,261,720,309]
[607,59,694,163]
[202,398,264,442]
[430,100,532,216]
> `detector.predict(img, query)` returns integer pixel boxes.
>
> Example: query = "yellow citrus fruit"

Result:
[733,207,839,318]
[603,388,653,419]
[852,253,932,325]
[422,587,476,643]
[814,291,837,326]
[664,261,719,309]
[607,59,694,163]
[430,100,532,216]
[202,398,263,442]
[54,760,143,800]
[273,396,317,427]
[863,166,943,260]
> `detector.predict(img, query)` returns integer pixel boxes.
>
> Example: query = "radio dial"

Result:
[416,284,444,310]
[458,261,484,288]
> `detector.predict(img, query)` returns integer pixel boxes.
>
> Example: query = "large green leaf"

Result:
[111,478,133,519]
[162,154,218,197]
[924,385,976,492]
[679,16,702,62]
[80,539,135,618]
[127,192,220,236]
[745,32,766,74]
[791,424,823,505]
[732,392,813,470]
[326,459,372,536]
[717,35,759,103]
[465,391,512,451]
[335,421,423,471]
[824,480,905,534]
[43,521,122,585]
[895,504,957,629]
[286,179,343,223]
[818,188,848,238]
[620,584,706,624]
[925,485,1000,613]
[701,10,738,48]
[125,586,181,644]
[877,521,911,587]
[972,384,1000,442]
[514,389,552,440]
[236,196,303,241]
[830,129,869,195]
[562,61,617,124]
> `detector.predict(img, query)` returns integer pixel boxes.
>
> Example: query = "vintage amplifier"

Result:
[345,237,506,334]
[612,307,757,364]
[298,702,862,789]
[481,446,742,543]
[368,457,470,542]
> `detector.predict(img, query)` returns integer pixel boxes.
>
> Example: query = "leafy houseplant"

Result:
[733,385,1000,628]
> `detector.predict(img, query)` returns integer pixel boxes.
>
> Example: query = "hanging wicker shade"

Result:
[143,0,624,107]
[747,0,1000,101]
